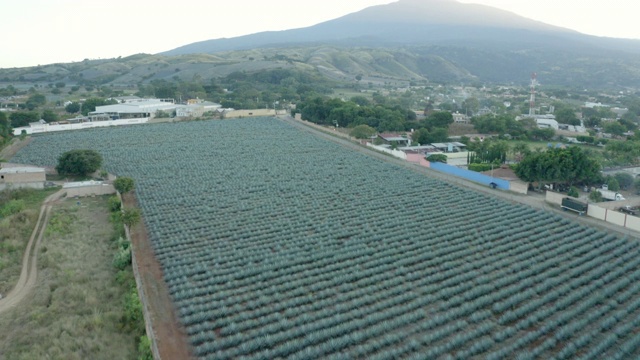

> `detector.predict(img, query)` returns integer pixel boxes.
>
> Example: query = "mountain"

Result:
[1,0,639,88]
[159,0,640,88]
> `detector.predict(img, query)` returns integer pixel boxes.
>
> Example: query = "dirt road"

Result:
[0,189,64,315]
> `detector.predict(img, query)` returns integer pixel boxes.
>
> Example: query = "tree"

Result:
[603,121,627,137]
[122,208,141,227]
[349,125,376,139]
[424,111,453,129]
[41,109,58,123]
[606,176,620,191]
[26,93,46,110]
[634,178,640,194]
[114,177,135,194]
[555,108,580,126]
[614,172,634,190]
[589,190,603,202]
[514,146,601,188]
[65,102,81,114]
[9,111,39,128]
[412,128,431,145]
[56,149,103,177]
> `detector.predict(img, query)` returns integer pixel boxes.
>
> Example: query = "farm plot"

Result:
[12,117,640,359]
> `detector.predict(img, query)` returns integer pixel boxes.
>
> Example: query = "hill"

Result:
[1,0,640,88]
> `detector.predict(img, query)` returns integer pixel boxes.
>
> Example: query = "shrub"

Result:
[589,190,603,202]
[0,199,25,217]
[568,187,579,198]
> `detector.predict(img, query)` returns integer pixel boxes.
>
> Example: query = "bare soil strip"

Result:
[0,189,64,315]
[123,192,193,360]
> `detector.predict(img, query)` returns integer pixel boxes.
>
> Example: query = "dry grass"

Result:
[0,196,137,359]
[0,188,58,295]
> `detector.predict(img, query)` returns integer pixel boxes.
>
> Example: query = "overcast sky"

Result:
[2,0,638,69]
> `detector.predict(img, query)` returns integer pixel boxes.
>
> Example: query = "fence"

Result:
[365,143,407,160]
[546,191,640,233]
[429,162,510,190]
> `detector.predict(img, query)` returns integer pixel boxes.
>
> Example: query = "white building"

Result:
[91,99,176,119]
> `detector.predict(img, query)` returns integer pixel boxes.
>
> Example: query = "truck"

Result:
[598,188,625,201]
[561,197,588,215]
[619,205,638,216]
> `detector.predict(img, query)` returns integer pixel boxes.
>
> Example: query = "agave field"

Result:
[12,117,640,359]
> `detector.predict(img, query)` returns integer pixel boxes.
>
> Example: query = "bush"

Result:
[468,163,494,172]
[568,187,579,198]
[589,190,603,202]
[108,196,122,212]
[426,154,447,163]
[114,177,135,194]
[0,199,25,217]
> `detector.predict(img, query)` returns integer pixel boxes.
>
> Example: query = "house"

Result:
[91,99,177,119]
[452,112,470,124]
[430,142,467,153]
[378,133,411,147]
[0,164,46,190]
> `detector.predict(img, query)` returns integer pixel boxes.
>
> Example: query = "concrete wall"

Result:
[627,217,640,232]
[0,168,46,190]
[429,162,510,190]
[509,180,529,195]
[366,143,407,160]
[224,109,277,118]
[64,184,116,198]
[13,118,149,135]
[606,210,627,227]
[545,191,566,206]
[587,204,607,221]
[0,182,44,191]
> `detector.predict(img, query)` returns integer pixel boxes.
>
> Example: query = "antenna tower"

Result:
[529,72,537,116]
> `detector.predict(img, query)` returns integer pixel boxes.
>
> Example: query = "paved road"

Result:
[279,115,640,240]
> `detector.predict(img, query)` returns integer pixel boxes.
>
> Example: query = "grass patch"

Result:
[0,187,60,295]
[0,196,140,359]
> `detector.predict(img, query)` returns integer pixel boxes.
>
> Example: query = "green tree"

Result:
[606,176,620,191]
[41,109,58,123]
[424,111,454,129]
[589,190,603,202]
[65,102,81,114]
[9,111,40,128]
[349,124,376,139]
[515,146,601,188]
[555,108,580,126]
[614,172,634,190]
[634,178,640,194]
[26,93,46,110]
[412,128,431,145]
[603,121,627,137]
[122,208,141,228]
[114,177,135,194]
[56,149,103,177]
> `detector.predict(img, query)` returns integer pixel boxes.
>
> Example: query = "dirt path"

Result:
[0,137,33,161]
[0,189,64,315]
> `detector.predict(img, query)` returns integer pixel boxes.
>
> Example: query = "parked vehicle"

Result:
[599,188,625,201]
[619,205,638,216]
[561,197,588,215]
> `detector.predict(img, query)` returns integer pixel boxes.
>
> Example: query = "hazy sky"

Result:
[2,0,638,69]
